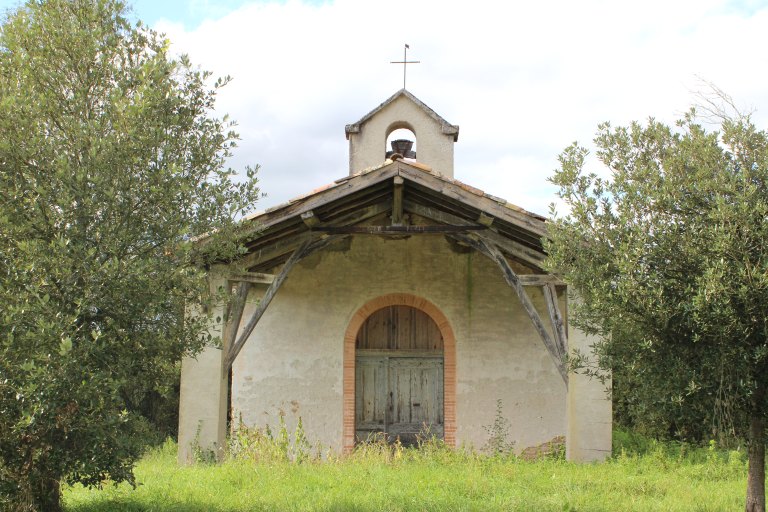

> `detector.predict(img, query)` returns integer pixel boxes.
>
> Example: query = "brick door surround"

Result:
[342,293,457,453]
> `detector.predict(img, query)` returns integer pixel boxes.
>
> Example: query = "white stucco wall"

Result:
[566,294,613,461]
[178,277,229,464]
[348,95,456,177]
[229,234,568,453]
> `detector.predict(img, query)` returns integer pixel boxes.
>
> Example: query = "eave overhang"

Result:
[236,160,549,273]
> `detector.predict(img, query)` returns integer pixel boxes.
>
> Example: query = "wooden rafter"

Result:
[312,225,486,235]
[240,165,400,236]
[225,235,343,369]
[452,233,568,385]
[411,201,545,269]
[398,165,548,238]
[240,232,312,272]
[241,201,393,272]
[322,200,391,227]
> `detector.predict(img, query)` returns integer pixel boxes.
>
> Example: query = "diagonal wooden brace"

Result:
[451,233,568,385]
[225,235,343,369]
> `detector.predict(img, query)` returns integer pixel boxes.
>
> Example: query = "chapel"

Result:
[177,89,611,462]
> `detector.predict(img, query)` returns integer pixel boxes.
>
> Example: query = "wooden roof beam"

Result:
[241,165,399,235]
[408,200,545,270]
[312,225,485,235]
[398,166,547,238]
[229,272,275,285]
[241,200,392,272]
[518,274,565,286]
[320,199,391,227]
[240,232,312,272]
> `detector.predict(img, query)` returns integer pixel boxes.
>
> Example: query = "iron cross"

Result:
[390,44,420,90]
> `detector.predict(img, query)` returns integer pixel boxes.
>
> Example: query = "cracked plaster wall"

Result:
[230,234,567,453]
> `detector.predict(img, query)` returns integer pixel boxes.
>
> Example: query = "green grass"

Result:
[63,434,747,511]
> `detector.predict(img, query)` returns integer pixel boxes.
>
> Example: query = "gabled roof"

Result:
[345,89,460,142]
[238,160,549,273]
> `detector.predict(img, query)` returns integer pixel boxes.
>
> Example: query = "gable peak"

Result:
[345,90,459,177]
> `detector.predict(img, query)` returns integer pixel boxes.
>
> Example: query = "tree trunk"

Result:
[30,475,62,512]
[746,408,766,512]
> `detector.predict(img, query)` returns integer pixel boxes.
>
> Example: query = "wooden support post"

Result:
[225,235,343,369]
[220,282,250,382]
[221,282,250,357]
[542,283,568,361]
[452,233,568,385]
[392,176,404,225]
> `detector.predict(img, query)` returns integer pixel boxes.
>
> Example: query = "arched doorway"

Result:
[355,305,443,445]
[342,294,456,453]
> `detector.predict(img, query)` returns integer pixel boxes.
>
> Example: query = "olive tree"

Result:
[0,1,259,510]
[546,105,768,512]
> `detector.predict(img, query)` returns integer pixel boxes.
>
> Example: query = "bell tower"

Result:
[345,89,459,177]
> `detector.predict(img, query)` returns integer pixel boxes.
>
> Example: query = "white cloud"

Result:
[155,0,768,216]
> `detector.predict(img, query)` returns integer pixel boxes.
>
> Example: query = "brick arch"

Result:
[342,293,456,453]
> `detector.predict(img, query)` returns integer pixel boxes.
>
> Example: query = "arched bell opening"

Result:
[385,123,417,161]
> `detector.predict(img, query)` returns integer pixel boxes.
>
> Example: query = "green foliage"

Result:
[481,399,515,456]
[191,422,219,465]
[62,438,746,511]
[548,107,768,437]
[545,98,768,508]
[228,414,316,464]
[0,1,259,510]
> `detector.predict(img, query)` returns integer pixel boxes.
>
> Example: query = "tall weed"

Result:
[228,412,317,464]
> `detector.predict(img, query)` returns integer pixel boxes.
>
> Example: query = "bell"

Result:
[390,139,414,156]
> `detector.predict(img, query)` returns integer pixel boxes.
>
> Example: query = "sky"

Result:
[1,0,767,216]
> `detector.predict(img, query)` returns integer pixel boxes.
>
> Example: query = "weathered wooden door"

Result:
[355,306,444,445]
[355,356,444,444]
[388,356,444,442]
